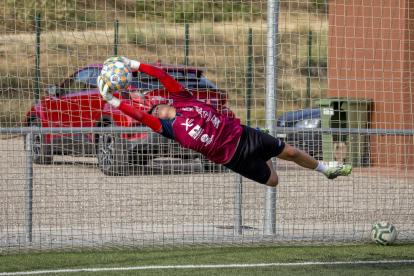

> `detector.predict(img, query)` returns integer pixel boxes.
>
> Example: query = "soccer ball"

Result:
[371,222,397,245]
[100,61,132,92]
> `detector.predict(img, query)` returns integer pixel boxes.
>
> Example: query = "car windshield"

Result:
[131,71,217,91]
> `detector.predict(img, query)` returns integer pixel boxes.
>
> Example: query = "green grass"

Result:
[1,244,414,275]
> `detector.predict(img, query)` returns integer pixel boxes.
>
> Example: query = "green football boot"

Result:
[324,164,353,180]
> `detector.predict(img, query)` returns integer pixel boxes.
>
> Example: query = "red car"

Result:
[25,61,235,175]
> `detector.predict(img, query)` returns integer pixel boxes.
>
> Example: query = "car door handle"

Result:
[69,99,78,103]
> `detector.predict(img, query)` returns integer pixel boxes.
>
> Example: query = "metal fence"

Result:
[1,126,413,254]
[2,0,414,254]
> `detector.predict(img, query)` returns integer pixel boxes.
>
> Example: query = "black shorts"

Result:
[224,125,285,184]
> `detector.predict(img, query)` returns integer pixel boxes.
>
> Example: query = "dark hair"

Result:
[148,103,168,115]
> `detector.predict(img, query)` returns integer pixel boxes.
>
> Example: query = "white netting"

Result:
[0,1,413,254]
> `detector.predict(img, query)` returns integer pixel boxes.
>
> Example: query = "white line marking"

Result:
[1,260,414,275]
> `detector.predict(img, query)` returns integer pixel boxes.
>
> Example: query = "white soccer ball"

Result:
[371,222,397,246]
[100,61,132,92]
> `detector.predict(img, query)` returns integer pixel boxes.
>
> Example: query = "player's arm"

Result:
[104,57,184,93]
[98,77,162,133]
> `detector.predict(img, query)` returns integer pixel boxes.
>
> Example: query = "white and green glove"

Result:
[98,77,120,108]
[104,56,141,70]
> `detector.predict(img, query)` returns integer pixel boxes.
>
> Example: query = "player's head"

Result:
[148,102,175,119]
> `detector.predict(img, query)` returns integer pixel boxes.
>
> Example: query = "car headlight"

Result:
[295,119,320,129]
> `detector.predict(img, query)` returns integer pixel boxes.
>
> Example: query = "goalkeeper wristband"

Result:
[127,59,141,70]
[107,96,121,108]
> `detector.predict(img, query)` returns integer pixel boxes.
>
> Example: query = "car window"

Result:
[87,68,100,89]
[60,68,98,96]
[183,75,217,89]
[166,71,184,78]
[132,71,217,91]
[136,71,184,79]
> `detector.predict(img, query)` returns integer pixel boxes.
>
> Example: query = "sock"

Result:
[314,161,329,174]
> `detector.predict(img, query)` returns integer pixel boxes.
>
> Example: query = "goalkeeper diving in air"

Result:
[98,57,353,186]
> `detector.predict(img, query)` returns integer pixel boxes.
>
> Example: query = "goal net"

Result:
[0,0,413,254]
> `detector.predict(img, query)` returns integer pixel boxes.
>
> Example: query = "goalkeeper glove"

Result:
[104,56,141,70]
[98,77,121,108]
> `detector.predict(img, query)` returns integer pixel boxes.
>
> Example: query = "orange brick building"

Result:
[327,0,414,168]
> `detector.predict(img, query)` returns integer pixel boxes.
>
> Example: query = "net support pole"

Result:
[235,174,243,235]
[114,19,119,56]
[264,0,279,236]
[35,13,40,102]
[306,30,312,108]
[246,28,253,127]
[184,23,189,66]
[234,28,254,236]
[25,134,34,244]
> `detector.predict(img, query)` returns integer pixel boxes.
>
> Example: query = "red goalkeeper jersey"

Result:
[118,63,243,164]
[169,91,242,164]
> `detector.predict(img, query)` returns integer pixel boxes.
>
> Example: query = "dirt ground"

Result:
[1,136,413,252]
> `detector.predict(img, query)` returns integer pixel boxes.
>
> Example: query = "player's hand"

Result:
[98,77,120,108]
[104,56,141,70]
[104,56,129,65]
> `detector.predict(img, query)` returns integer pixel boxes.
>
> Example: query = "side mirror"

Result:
[45,85,58,96]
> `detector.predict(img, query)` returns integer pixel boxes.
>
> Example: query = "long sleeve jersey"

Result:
[117,63,243,164]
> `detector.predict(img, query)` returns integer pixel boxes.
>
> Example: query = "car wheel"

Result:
[25,117,53,164]
[97,121,131,176]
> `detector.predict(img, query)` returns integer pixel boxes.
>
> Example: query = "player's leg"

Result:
[265,144,319,186]
[275,144,353,180]
[265,159,279,187]
[276,144,319,169]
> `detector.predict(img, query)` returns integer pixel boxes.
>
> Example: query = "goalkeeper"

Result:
[98,57,353,186]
